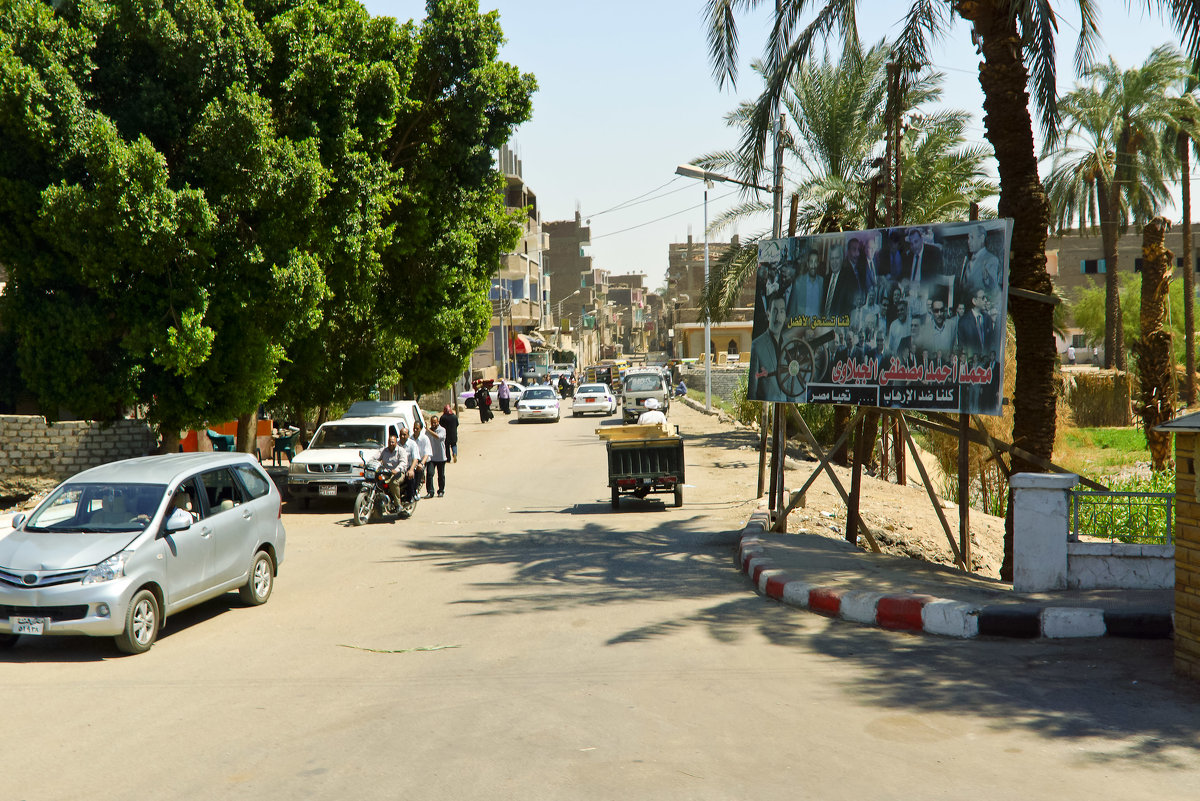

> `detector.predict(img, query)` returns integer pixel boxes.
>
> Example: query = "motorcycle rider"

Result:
[392,426,420,506]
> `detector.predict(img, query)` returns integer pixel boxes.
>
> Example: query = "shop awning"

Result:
[510,333,533,354]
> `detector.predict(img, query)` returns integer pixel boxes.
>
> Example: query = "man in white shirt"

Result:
[410,419,432,502]
[633,395,672,424]
[637,397,668,425]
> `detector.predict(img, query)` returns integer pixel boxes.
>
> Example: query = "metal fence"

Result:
[1068,489,1174,545]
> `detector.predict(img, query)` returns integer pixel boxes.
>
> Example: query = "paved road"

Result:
[3,405,1200,800]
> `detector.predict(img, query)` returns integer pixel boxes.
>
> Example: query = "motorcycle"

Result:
[353,454,419,525]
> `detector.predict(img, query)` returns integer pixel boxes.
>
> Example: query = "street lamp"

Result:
[674,166,772,411]
[556,289,581,323]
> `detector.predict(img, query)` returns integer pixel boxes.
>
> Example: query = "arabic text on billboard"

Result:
[746,219,1013,415]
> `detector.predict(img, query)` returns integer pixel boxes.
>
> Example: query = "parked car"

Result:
[288,416,407,505]
[459,379,525,409]
[572,382,617,417]
[0,452,285,654]
[517,386,561,423]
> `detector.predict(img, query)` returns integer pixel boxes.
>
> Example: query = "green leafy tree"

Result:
[1072,273,1190,365]
[1043,45,1197,372]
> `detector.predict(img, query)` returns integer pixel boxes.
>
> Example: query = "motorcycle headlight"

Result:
[82,551,133,585]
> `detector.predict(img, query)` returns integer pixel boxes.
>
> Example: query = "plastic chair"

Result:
[206,429,235,452]
[273,432,299,465]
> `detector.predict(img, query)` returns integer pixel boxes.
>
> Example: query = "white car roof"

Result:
[321,416,401,427]
[577,383,609,392]
[65,452,261,485]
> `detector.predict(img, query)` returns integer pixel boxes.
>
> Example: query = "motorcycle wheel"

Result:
[353,491,371,526]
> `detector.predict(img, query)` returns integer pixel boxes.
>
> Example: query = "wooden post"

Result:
[757,402,770,498]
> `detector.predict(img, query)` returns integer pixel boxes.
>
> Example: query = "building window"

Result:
[1134,258,1142,272]
[727,340,739,356]
[1071,333,1087,347]
[1081,259,1105,274]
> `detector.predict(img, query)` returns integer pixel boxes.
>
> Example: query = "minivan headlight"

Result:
[82,551,133,585]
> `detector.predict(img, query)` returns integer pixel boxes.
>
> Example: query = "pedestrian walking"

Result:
[474,381,493,423]
[497,380,511,415]
[1068,345,1076,365]
[425,415,448,497]
[441,404,459,463]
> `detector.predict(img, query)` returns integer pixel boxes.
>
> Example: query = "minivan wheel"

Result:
[239,551,275,606]
[115,589,160,655]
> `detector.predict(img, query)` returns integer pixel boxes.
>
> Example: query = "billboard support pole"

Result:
[959,202,981,569]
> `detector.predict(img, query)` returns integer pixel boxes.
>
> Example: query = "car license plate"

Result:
[318,484,337,497]
[586,398,595,403]
[11,617,47,635]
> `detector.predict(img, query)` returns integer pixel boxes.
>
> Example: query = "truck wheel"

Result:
[611,487,619,509]
[673,486,683,507]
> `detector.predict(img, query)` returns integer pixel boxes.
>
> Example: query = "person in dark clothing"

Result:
[440,404,459,463]
[474,382,493,422]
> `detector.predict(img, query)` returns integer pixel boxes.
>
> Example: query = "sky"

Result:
[363,1,1187,290]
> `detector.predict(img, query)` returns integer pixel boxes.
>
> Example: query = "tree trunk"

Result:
[1136,217,1177,470]
[157,428,182,455]
[1098,193,1125,370]
[831,405,852,465]
[966,3,1058,581]
[236,410,257,455]
[1182,130,1196,406]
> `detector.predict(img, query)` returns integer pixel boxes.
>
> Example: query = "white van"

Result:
[621,368,671,423]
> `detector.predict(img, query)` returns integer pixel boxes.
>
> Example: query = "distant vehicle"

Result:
[1,453,285,654]
[459,379,525,409]
[572,383,617,417]
[517,387,561,423]
[621,368,671,423]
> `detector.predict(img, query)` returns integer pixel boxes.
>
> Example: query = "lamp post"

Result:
[674,166,768,411]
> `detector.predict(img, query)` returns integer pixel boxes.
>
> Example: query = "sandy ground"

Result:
[669,398,1006,579]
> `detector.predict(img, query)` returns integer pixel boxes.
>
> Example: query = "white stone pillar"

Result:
[1010,472,1079,592]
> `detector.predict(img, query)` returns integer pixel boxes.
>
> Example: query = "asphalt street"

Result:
[2,403,1200,800]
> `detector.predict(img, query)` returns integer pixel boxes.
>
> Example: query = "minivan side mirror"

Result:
[10,513,25,530]
[165,508,194,532]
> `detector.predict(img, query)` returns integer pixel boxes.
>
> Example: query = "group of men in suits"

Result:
[748,223,1007,404]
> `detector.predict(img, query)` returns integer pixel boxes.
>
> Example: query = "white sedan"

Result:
[572,383,617,417]
[516,387,561,422]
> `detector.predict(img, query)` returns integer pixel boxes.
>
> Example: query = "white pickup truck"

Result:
[286,400,423,506]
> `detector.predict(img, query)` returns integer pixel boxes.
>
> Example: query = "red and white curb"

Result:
[737,511,1172,640]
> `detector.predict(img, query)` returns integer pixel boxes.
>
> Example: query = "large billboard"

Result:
[747,219,1013,415]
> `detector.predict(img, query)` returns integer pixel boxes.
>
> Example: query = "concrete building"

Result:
[664,234,754,362]
[490,144,549,379]
[544,212,592,327]
[1046,227,1200,362]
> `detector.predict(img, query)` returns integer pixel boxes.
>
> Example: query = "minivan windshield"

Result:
[25,482,167,533]
[308,424,387,449]
[624,374,662,392]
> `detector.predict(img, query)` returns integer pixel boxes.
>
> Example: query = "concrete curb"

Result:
[737,510,1173,640]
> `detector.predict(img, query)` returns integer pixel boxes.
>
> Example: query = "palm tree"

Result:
[1043,45,1195,371]
[1172,73,1200,404]
[691,39,995,320]
[703,0,1200,581]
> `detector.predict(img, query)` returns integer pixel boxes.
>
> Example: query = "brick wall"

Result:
[1176,432,1200,681]
[680,366,747,405]
[0,416,157,483]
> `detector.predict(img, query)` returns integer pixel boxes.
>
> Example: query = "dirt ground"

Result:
[670,398,1006,579]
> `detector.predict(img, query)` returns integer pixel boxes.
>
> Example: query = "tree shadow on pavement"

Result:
[801,611,1200,766]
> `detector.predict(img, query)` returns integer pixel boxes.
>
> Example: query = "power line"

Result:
[586,177,686,218]
[589,188,744,241]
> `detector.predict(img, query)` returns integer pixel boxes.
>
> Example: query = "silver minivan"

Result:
[0,453,285,654]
